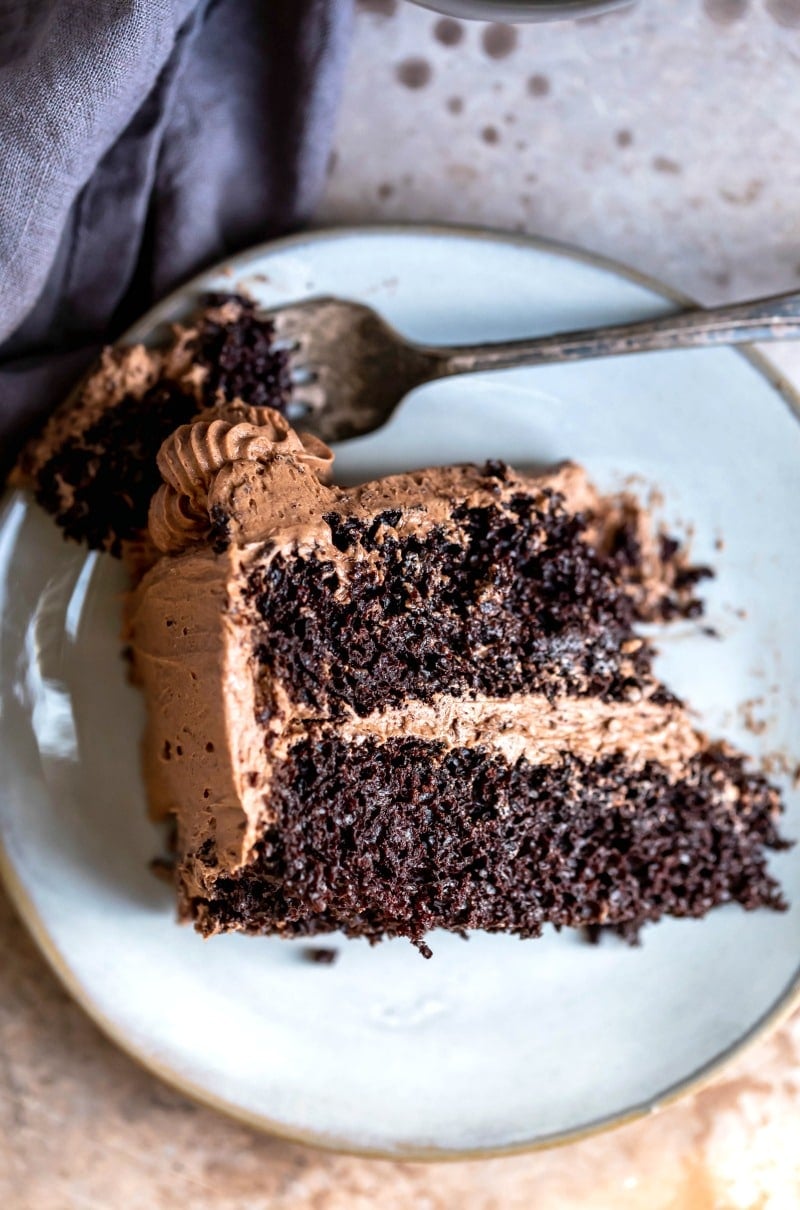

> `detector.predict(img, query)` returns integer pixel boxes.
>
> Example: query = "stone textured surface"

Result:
[5,0,800,1205]
[323,0,800,307]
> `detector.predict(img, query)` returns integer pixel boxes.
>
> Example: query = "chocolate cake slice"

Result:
[128,403,788,953]
[12,294,289,557]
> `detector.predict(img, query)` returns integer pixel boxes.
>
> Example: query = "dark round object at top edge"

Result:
[409,0,634,21]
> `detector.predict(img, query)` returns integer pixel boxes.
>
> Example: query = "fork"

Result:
[265,290,800,444]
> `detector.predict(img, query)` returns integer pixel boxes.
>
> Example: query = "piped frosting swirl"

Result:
[149,404,334,553]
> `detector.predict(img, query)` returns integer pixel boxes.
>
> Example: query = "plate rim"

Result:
[2,220,800,1162]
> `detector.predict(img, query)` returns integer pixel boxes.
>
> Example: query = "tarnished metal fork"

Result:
[264,291,800,444]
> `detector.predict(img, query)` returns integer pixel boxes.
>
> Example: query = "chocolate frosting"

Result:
[147,402,609,560]
[149,404,334,553]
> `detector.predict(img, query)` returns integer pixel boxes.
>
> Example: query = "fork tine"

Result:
[246,295,437,444]
[285,351,314,381]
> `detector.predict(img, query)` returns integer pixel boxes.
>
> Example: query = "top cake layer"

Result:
[141,400,709,710]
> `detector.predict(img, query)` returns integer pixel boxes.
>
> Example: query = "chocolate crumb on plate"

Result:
[304,947,339,966]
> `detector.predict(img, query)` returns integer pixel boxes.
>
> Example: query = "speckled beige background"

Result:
[5,1,800,1205]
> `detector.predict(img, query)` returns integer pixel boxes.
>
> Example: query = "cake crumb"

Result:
[760,749,795,778]
[303,947,339,966]
[740,697,768,736]
[149,856,175,884]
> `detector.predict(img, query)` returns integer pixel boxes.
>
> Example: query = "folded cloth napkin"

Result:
[0,0,352,473]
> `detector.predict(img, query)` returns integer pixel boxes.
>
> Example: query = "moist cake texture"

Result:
[13,295,289,556]
[127,402,788,953]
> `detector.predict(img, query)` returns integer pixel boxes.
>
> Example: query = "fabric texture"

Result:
[0,0,352,470]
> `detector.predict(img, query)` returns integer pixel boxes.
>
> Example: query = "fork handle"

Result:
[427,289,800,376]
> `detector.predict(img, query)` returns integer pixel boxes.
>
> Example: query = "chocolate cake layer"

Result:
[185,738,787,950]
[33,380,198,555]
[246,485,660,717]
[194,293,291,411]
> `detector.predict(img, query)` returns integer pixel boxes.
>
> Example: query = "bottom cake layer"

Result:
[179,738,788,953]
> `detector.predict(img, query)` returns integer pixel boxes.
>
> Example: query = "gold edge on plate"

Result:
[2,222,800,1161]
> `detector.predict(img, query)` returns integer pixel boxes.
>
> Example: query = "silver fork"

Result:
[265,290,800,444]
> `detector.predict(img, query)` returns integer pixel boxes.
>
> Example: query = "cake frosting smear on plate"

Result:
[16,295,789,956]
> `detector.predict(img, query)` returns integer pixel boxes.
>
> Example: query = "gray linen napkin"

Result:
[0,0,352,471]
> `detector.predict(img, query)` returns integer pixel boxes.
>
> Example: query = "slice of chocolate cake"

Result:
[12,294,289,557]
[128,403,788,954]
